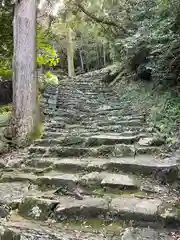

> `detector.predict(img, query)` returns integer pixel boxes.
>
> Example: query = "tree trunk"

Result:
[79,48,84,72]
[11,0,40,146]
[103,43,106,66]
[67,28,75,77]
[96,43,100,69]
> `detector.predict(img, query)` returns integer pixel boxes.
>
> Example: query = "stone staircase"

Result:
[0,68,180,239]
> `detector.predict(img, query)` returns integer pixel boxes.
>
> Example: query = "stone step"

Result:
[85,134,141,146]
[25,155,179,180]
[1,218,118,239]
[34,134,142,147]
[1,219,177,240]
[16,194,179,225]
[43,124,148,133]
[0,170,140,192]
[41,126,154,139]
[2,168,171,195]
[82,119,145,127]
[28,144,161,158]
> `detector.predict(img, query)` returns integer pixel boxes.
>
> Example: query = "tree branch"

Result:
[76,2,121,29]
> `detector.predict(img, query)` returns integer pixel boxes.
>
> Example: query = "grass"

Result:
[114,79,180,137]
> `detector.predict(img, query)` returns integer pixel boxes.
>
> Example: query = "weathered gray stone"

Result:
[0,220,110,239]
[158,202,180,224]
[85,134,139,146]
[136,146,161,155]
[48,146,90,157]
[1,172,37,183]
[80,172,105,186]
[87,158,110,171]
[34,136,84,147]
[55,196,108,220]
[37,172,79,188]
[26,158,56,168]
[0,182,30,207]
[19,197,59,220]
[101,173,138,190]
[121,228,174,240]
[105,155,179,176]
[138,137,165,146]
[29,146,48,154]
[0,206,9,218]
[110,196,162,221]
[54,158,88,172]
[114,144,135,157]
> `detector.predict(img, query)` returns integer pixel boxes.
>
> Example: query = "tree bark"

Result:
[79,48,84,72]
[76,2,120,28]
[11,0,40,146]
[103,43,106,66]
[67,28,75,77]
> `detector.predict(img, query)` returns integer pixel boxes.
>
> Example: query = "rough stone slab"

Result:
[101,173,138,189]
[37,172,79,187]
[121,227,174,240]
[27,157,89,172]
[158,203,180,223]
[19,196,58,221]
[26,158,57,168]
[0,219,112,240]
[114,144,135,157]
[85,134,139,146]
[42,132,64,138]
[29,146,48,154]
[29,146,91,157]
[34,136,84,147]
[105,155,179,176]
[0,172,37,183]
[97,119,142,127]
[0,182,30,207]
[110,196,162,221]
[80,171,139,190]
[87,158,110,171]
[138,137,165,147]
[55,196,108,220]
[80,172,105,185]
[48,146,91,157]
[54,158,88,172]
[136,146,161,155]
[30,145,138,158]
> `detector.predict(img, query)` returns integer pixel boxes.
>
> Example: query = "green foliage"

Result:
[27,121,44,143]
[0,104,11,115]
[151,92,180,135]
[0,1,13,59]
[37,26,59,67]
[39,71,58,93]
[44,71,59,85]
[0,67,12,80]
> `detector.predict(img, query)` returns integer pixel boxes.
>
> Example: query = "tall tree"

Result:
[67,27,75,77]
[11,0,40,145]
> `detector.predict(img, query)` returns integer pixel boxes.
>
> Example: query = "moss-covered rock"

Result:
[19,197,58,221]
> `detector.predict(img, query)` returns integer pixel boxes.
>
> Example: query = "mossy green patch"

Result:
[27,121,44,144]
[93,188,149,197]
[0,68,12,80]
[0,104,11,114]
[0,112,10,127]
[62,218,126,231]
